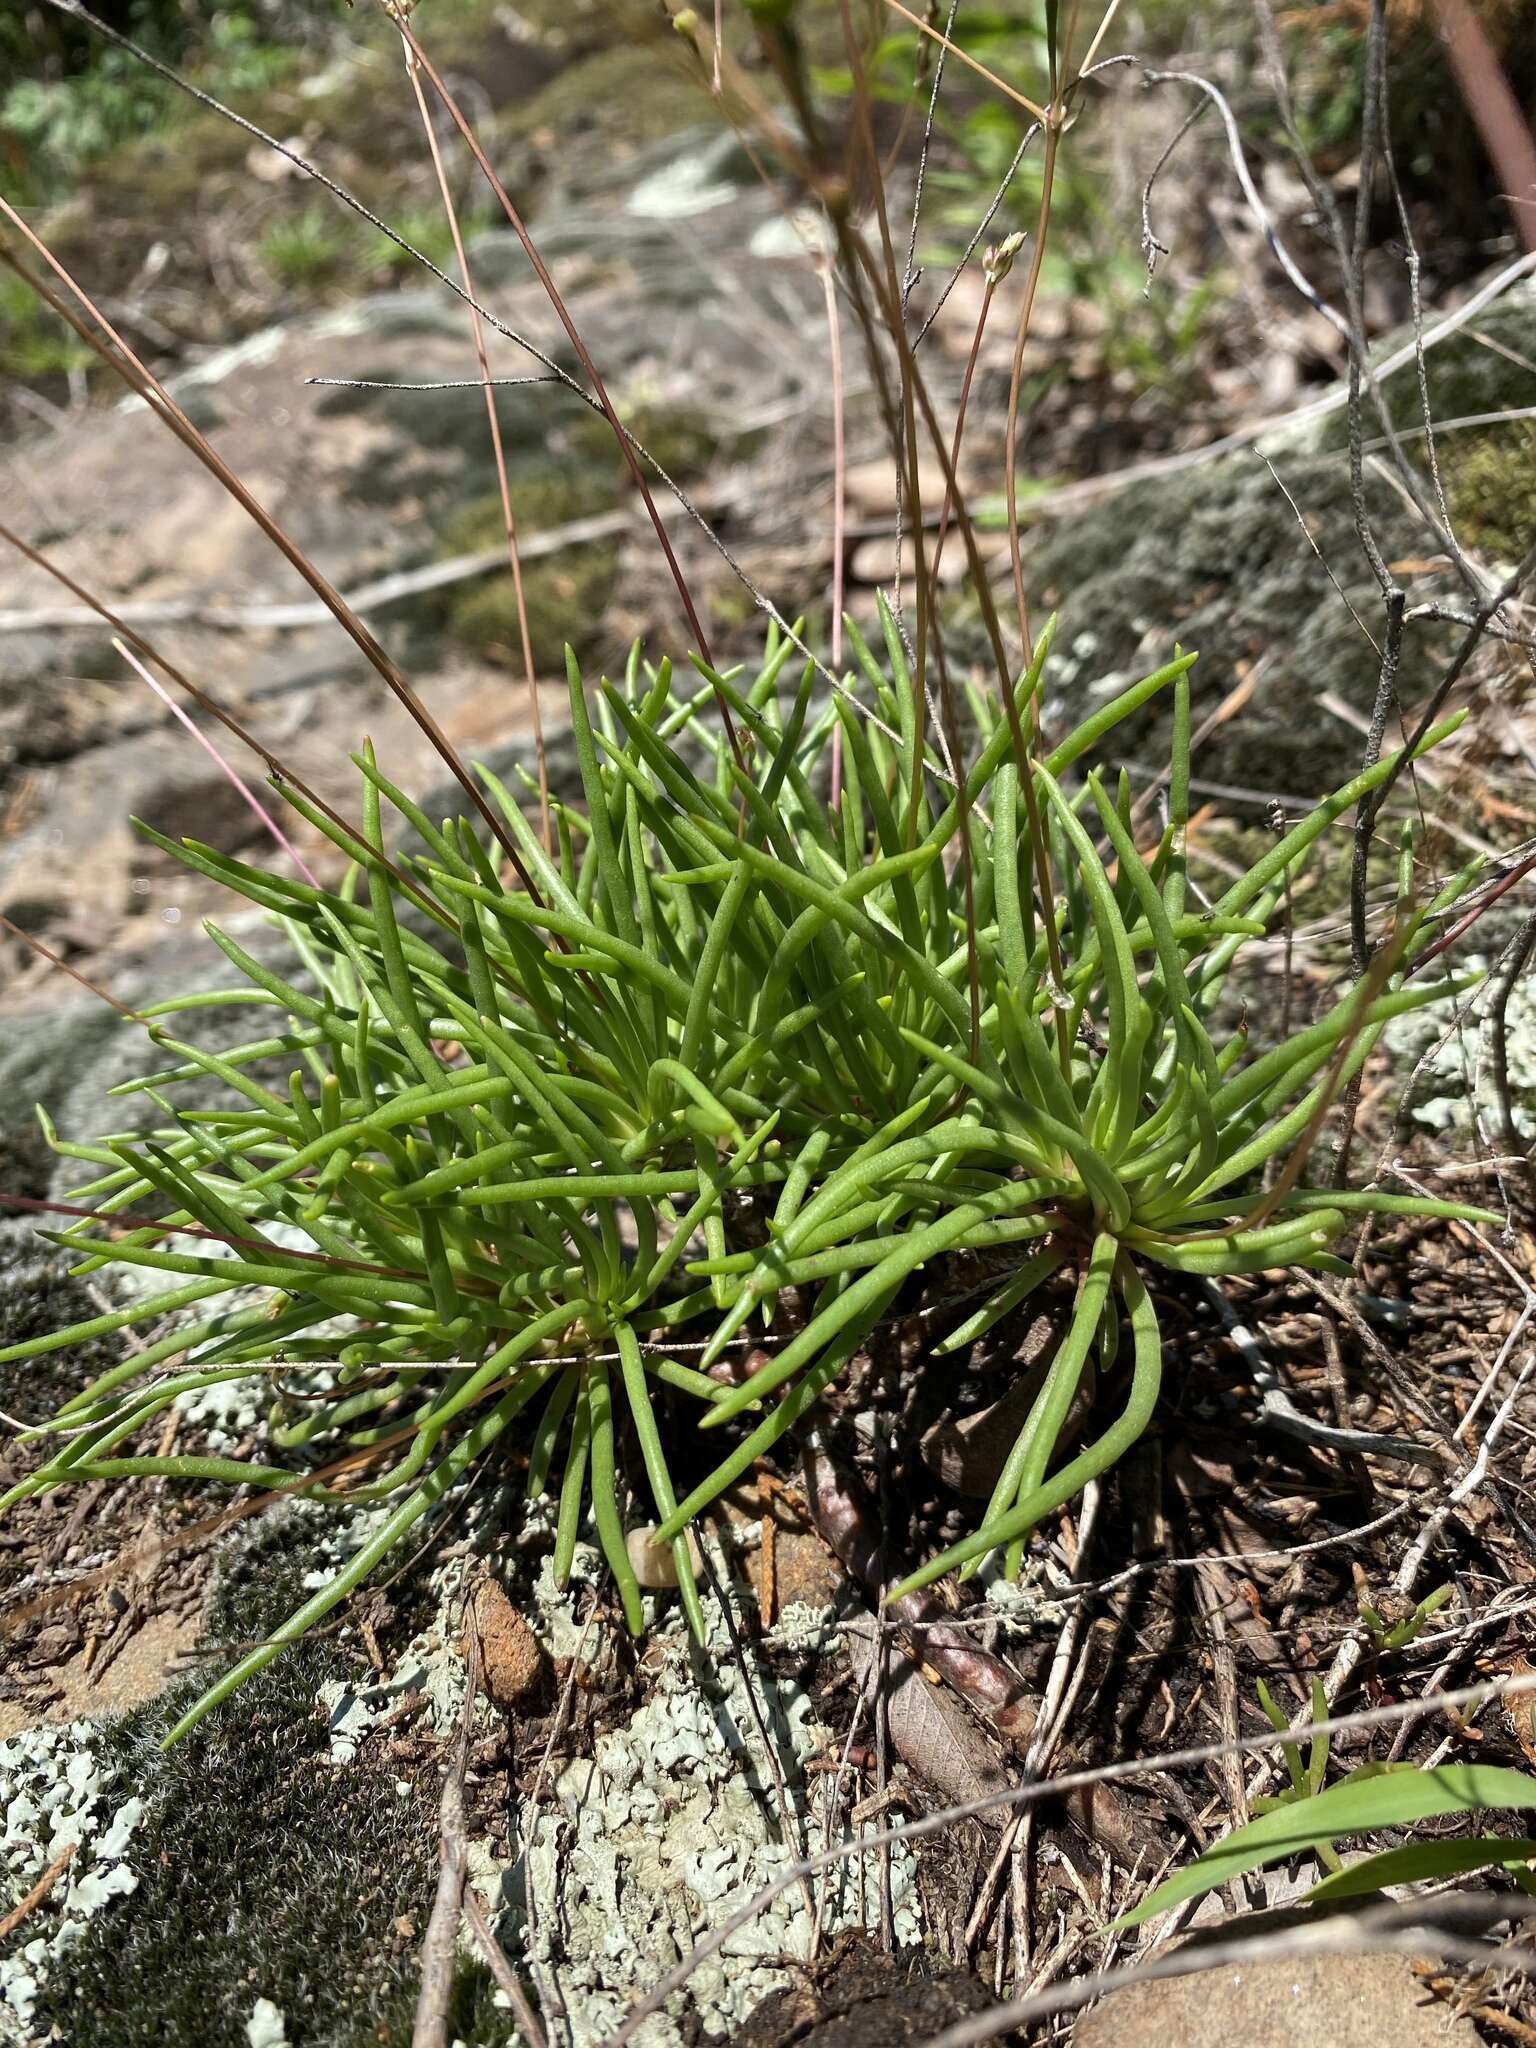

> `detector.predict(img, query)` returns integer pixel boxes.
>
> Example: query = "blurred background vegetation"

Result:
[3,0,1534,423]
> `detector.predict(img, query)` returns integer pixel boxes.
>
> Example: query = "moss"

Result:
[29,1508,444,2048]
[500,36,706,148]
[0,270,95,379]
[441,1959,516,2048]
[83,100,262,229]
[428,388,752,668]
[1442,419,1536,561]
[326,379,572,519]
[435,473,619,672]
[1024,443,1462,797]
[1311,290,1536,459]
[568,397,729,484]
[0,1249,125,1434]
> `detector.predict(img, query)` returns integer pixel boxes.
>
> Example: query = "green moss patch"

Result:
[1443,419,1536,561]
[423,396,740,668]
[502,40,707,149]
[436,473,619,672]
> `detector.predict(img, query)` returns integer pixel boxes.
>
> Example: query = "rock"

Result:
[1024,278,1536,799]
[1073,1949,1475,2048]
[625,130,757,223]
[1025,442,1431,801]
[624,1524,707,1589]
[0,121,822,1038]
[0,912,309,1199]
[843,456,960,520]
[849,535,969,587]
[627,1525,680,1588]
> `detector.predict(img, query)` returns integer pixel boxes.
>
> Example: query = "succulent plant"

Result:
[0,603,1492,1740]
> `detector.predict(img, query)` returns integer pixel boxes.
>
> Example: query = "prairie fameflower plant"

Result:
[0,0,1510,1763]
[0,603,1494,1739]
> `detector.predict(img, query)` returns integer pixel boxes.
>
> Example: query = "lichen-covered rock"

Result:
[1,1446,931,2048]
[502,1541,922,2047]
[0,1720,145,2045]
[1384,946,1536,1139]
[19,1504,443,2048]
[1025,279,1536,798]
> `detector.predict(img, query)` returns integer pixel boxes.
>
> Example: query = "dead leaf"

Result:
[1505,1655,1536,1767]
[846,1621,1012,1823]
[921,1316,1085,1496]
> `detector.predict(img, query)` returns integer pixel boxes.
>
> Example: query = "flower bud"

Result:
[983,231,1026,286]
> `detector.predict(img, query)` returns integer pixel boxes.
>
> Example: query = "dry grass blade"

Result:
[0,1843,79,1943]
[879,0,1048,120]
[114,638,319,887]
[0,911,141,1018]
[391,12,740,764]
[411,1603,480,2048]
[462,1885,548,2048]
[397,32,551,850]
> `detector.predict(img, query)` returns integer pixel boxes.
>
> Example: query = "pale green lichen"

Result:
[504,1575,921,2046]
[1,1721,145,2044]
[1383,953,1536,1138]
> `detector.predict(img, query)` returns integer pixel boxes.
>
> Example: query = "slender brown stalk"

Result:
[399,38,551,850]
[1429,0,1536,254]
[1413,844,1536,974]
[836,0,939,846]
[392,16,747,771]
[0,1843,77,1942]
[664,0,813,185]
[1200,923,1408,1244]
[838,218,1074,1069]
[836,1,992,1054]
[0,912,141,1019]
[0,1191,428,1284]
[462,1886,548,2048]
[819,265,847,664]
[115,639,320,887]
[412,1601,478,2048]
[880,0,1047,120]
[929,237,1022,590]
[1002,115,1061,668]
[818,251,849,805]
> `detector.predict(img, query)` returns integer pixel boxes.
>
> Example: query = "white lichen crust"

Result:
[306,1503,924,2047]
[0,1721,144,2043]
[505,1541,920,2047]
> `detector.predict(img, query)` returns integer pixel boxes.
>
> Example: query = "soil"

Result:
[0,1606,203,1743]
[0,1283,218,1739]
[733,1935,1000,2048]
